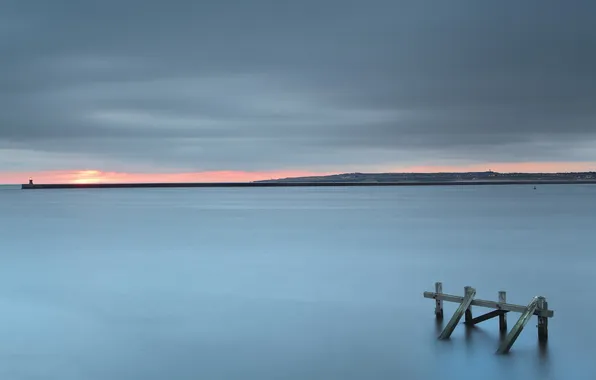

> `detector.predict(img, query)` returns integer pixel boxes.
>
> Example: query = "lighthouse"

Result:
[28,177,33,185]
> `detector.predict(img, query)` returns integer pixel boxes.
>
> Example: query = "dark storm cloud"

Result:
[1,0,596,171]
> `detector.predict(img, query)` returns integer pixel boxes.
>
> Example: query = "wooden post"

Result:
[438,286,476,340]
[464,286,473,324]
[498,291,507,332]
[537,296,548,342]
[435,282,444,320]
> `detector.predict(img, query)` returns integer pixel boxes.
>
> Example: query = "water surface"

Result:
[0,185,594,379]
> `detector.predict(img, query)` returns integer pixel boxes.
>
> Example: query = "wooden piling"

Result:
[496,297,539,354]
[435,282,444,320]
[498,291,507,332]
[537,296,548,342]
[438,286,476,340]
[464,286,473,324]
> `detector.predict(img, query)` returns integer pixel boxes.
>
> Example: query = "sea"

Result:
[0,184,595,380]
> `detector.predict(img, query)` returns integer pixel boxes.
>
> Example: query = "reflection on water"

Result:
[539,340,550,361]
[0,185,595,379]
[435,318,444,336]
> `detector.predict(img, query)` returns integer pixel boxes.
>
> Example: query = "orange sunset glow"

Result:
[1,169,337,185]
[1,161,595,185]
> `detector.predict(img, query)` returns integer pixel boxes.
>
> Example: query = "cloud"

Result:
[1,0,596,174]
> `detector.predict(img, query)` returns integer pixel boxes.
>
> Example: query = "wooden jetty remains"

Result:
[424,282,554,354]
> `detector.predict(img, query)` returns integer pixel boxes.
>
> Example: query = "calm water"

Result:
[1,185,595,380]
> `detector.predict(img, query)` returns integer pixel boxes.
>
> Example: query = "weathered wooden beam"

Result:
[435,282,444,320]
[496,297,539,354]
[498,291,507,332]
[467,309,508,325]
[537,296,548,342]
[464,286,473,324]
[423,292,554,318]
[438,286,476,340]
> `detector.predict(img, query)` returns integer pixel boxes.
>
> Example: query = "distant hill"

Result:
[254,171,596,183]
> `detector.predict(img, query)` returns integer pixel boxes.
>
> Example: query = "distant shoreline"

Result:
[21,180,596,189]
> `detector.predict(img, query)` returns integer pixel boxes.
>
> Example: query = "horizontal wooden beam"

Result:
[423,292,554,318]
[467,309,508,325]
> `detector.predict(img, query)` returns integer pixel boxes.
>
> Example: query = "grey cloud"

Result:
[1,0,596,172]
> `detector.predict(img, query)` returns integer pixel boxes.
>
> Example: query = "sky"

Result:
[1,0,595,183]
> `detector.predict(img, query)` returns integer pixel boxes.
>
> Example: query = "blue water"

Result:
[0,185,595,379]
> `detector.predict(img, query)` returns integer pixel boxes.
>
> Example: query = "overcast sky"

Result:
[1,0,595,177]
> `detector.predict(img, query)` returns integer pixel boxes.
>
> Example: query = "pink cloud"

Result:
[1,169,337,184]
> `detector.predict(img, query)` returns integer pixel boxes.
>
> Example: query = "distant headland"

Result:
[254,170,596,183]
[21,171,596,189]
